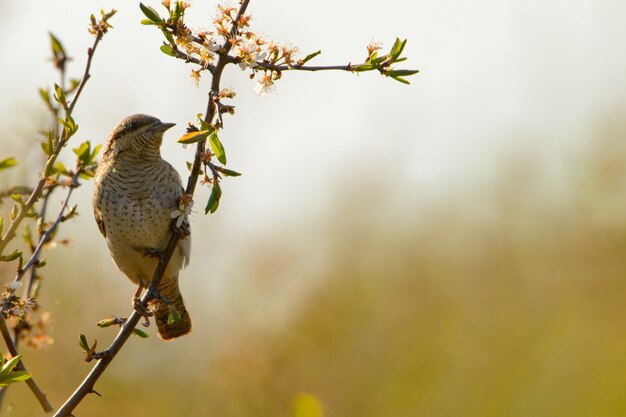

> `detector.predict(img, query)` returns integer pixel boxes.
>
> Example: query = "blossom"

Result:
[171,196,194,228]
[254,74,275,96]
[7,281,22,290]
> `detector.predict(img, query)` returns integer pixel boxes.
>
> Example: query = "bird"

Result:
[92,114,192,340]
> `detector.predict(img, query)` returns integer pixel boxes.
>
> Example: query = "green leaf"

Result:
[132,328,149,338]
[209,131,226,164]
[90,144,102,164]
[141,18,157,25]
[1,355,22,375]
[300,50,321,65]
[0,354,30,387]
[97,318,116,328]
[0,157,17,171]
[167,307,181,324]
[389,38,407,60]
[53,84,67,108]
[60,115,78,137]
[388,69,420,77]
[205,182,222,214]
[54,161,68,175]
[217,167,241,177]
[79,334,89,351]
[49,32,65,57]
[139,3,163,23]
[162,29,175,45]
[369,54,388,65]
[0,249,22,262]
[354,63,376,72]
[178,130,211,144]
[390,76,410,85]
[196,114,214,131]
[41,142,51,156]
[10,194,23,204]
[0,370,31,386]
[38,88,52,109]
[73,141,90,161]
[160,44,176,56]
[186,161,193,171]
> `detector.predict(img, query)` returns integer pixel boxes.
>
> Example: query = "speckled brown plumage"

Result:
[93,114,191,340]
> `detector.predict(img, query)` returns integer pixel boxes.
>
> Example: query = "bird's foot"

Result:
[146,287,171,305]
[170,217,191,238]
[132,295,153,327]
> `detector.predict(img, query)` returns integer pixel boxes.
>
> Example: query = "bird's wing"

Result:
[94,207,106,238]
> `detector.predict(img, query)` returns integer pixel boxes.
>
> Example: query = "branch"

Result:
[0,315,53,412]
[0,12,111,257]
[67,13,113,116]
[14,173,79,286]
[54,2,252,416]
[256,62,355,72]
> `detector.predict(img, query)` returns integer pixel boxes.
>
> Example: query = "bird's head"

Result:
[103,114,175,159]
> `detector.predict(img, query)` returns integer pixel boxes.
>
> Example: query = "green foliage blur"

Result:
[1,113,625,416]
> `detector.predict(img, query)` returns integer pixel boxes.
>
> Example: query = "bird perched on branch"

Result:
[92,114,192,340]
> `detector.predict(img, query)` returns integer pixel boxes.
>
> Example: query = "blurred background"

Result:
[1,0,626,416]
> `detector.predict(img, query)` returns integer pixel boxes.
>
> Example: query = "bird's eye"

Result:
[127,122,136,130]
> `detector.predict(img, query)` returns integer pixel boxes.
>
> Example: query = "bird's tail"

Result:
[148,275,192,340]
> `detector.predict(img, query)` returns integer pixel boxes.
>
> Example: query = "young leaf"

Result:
[139,3,163,23]
[178,130,211,144]
[133,328,149,338]
[0,249,22,262]
[388,69,420,77]
[79,334,89,351]
[73,141,90,162]
[205,182,222,214]
[217,167,242,177]
[196,115,215,132]
[49,32,66,58]
[38,88,52,109]
[389,38,407,60]
[209,131,227,164]
[89,144,102,164]
[300,50,322,65]
[160,44,176,56]
[53,84,67,108]
[54,161,68,175]
[390,76,410,85]
[0,354,31,387]
[0,157,17,171]
[97,318,116,328]
[0,370,31,386]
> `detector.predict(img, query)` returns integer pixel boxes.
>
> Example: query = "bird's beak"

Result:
[152,121,176,133]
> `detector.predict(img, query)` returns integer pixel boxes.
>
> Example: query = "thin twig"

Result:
[67,31,105,115]
[0,315,54,412]
[54,2,253,415]
[0,175,78,411]
[16,173,78,284]
[0,17,107,256]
